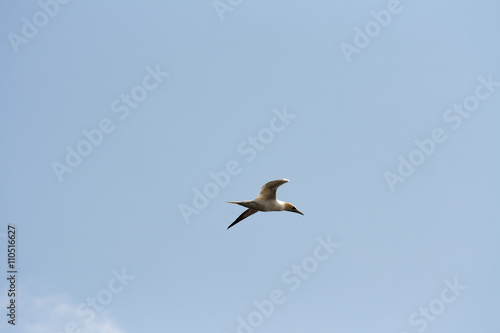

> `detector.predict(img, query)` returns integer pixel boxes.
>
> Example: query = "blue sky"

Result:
[1,1,499,332]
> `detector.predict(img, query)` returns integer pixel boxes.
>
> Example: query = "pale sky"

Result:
[1,1,499,332]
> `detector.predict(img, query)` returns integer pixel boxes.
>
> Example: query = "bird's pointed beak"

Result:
[295,209,304,216]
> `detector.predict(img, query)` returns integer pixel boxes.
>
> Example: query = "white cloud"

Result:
[20,294,126,333]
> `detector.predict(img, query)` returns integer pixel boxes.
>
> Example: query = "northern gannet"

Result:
[227,179,304,229]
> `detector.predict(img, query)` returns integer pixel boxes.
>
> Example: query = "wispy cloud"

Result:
[19,294,125,333]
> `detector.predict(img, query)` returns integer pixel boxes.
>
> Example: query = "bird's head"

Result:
[284,202,304,215]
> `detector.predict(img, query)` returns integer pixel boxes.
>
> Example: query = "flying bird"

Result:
[227,179,304,229]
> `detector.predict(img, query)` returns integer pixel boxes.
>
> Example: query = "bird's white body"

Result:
[226,179,303,229]
[230,199,286,212]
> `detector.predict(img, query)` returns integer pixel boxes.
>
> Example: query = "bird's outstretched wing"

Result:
[255,179,289,201]
[227,209,258,229]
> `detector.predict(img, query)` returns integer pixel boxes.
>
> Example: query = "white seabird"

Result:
[227,178,304,229]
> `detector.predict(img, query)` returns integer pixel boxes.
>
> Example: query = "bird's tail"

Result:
[227,201,254,209]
